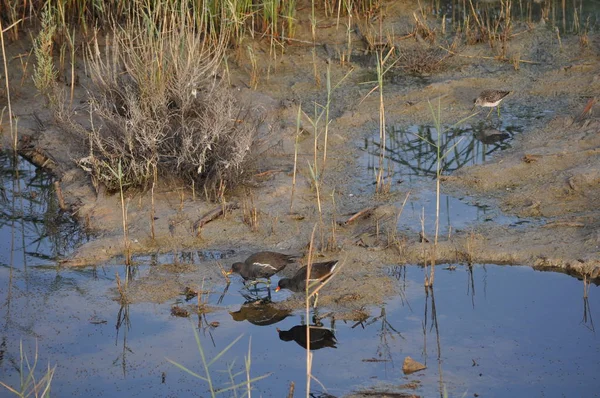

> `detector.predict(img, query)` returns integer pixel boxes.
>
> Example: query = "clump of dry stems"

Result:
[32,5,58,106]
[396,45,451,75]
[75,4,259,197]
[242,193,260,232]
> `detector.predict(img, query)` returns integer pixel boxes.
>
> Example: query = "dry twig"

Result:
[193,202,239,236]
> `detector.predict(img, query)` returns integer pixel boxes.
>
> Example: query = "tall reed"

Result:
[32,5,58,107]
[302,225,342,396]
[301,65,352,246]
[1,18,22,151]
[411,99,475,286]
[372,48,397,194]
[290,105,302,212]
[106,160,131,265]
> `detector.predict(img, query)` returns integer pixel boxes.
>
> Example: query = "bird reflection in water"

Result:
[277,325,337,350]
[239,283,273,302]
[229,298,292,326]
[473,127,510,144]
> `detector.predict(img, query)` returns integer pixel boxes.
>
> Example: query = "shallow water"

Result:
[436,0,600,31]
[0,152,88,265]
[1,253,598,397]
[358,119,527,234]
[3,0,600,396]
[1,152,600,397]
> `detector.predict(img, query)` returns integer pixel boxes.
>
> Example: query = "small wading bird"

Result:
[473,90,511,118]
[226,251,298,287]
[275,260,338,308]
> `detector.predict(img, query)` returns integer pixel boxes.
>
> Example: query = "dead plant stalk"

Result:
[375,48,396,193]
[1,19,22,150]
[290,105,302,212]
[305,225,317,397]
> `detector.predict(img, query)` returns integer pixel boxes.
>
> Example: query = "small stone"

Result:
[402,356,427,374]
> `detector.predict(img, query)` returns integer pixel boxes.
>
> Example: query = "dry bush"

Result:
[77,8,259,197]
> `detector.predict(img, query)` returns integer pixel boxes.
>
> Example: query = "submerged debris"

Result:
[170,305,190,318]
[183,287,198,301]
[402,356,426,375]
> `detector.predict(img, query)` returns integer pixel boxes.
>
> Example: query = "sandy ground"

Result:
[1,1,600,315]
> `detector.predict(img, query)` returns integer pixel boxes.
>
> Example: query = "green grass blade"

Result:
[440,136,465,162]
[165,358,209,381]
[0,381,20,395]
[215,373,272,394]
[411,131,435,147]
[206,334,244,367]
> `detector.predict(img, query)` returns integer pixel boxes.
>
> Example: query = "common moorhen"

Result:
[226,251,298,286]
[275,260,338,307]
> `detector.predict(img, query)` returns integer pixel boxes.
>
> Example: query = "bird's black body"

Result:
[278,325,337,350]
[228,251,298,282]
[276,260,338,293]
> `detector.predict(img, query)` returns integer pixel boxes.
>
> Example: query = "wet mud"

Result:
[1,1,600,395]
[2,2,600,309]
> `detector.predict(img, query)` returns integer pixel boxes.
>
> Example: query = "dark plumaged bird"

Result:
[226,251,298,285]
[275,260,338,307]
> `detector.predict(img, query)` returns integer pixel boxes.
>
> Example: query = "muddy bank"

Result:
[2,1,600,315]
[443,115,600,275]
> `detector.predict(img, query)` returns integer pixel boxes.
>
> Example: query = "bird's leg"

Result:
[313,292,319,308]
[312,307,323,326]
[486,107,494,119]
[497,105,501,118]
[244,280,260,293]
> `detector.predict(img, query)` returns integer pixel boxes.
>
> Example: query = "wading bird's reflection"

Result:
[473,127,511,145]
[229,299,292,326]
[277,325,337,350]
[240,285,272,302]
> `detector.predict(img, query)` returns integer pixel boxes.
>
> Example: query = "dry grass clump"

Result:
[457,0,513,50]
[32,5,59,106]
[395,46,451,76]
[77,8,259,196]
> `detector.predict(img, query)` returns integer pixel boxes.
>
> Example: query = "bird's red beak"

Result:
[275,286,281,292]
[225,269,233,276]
